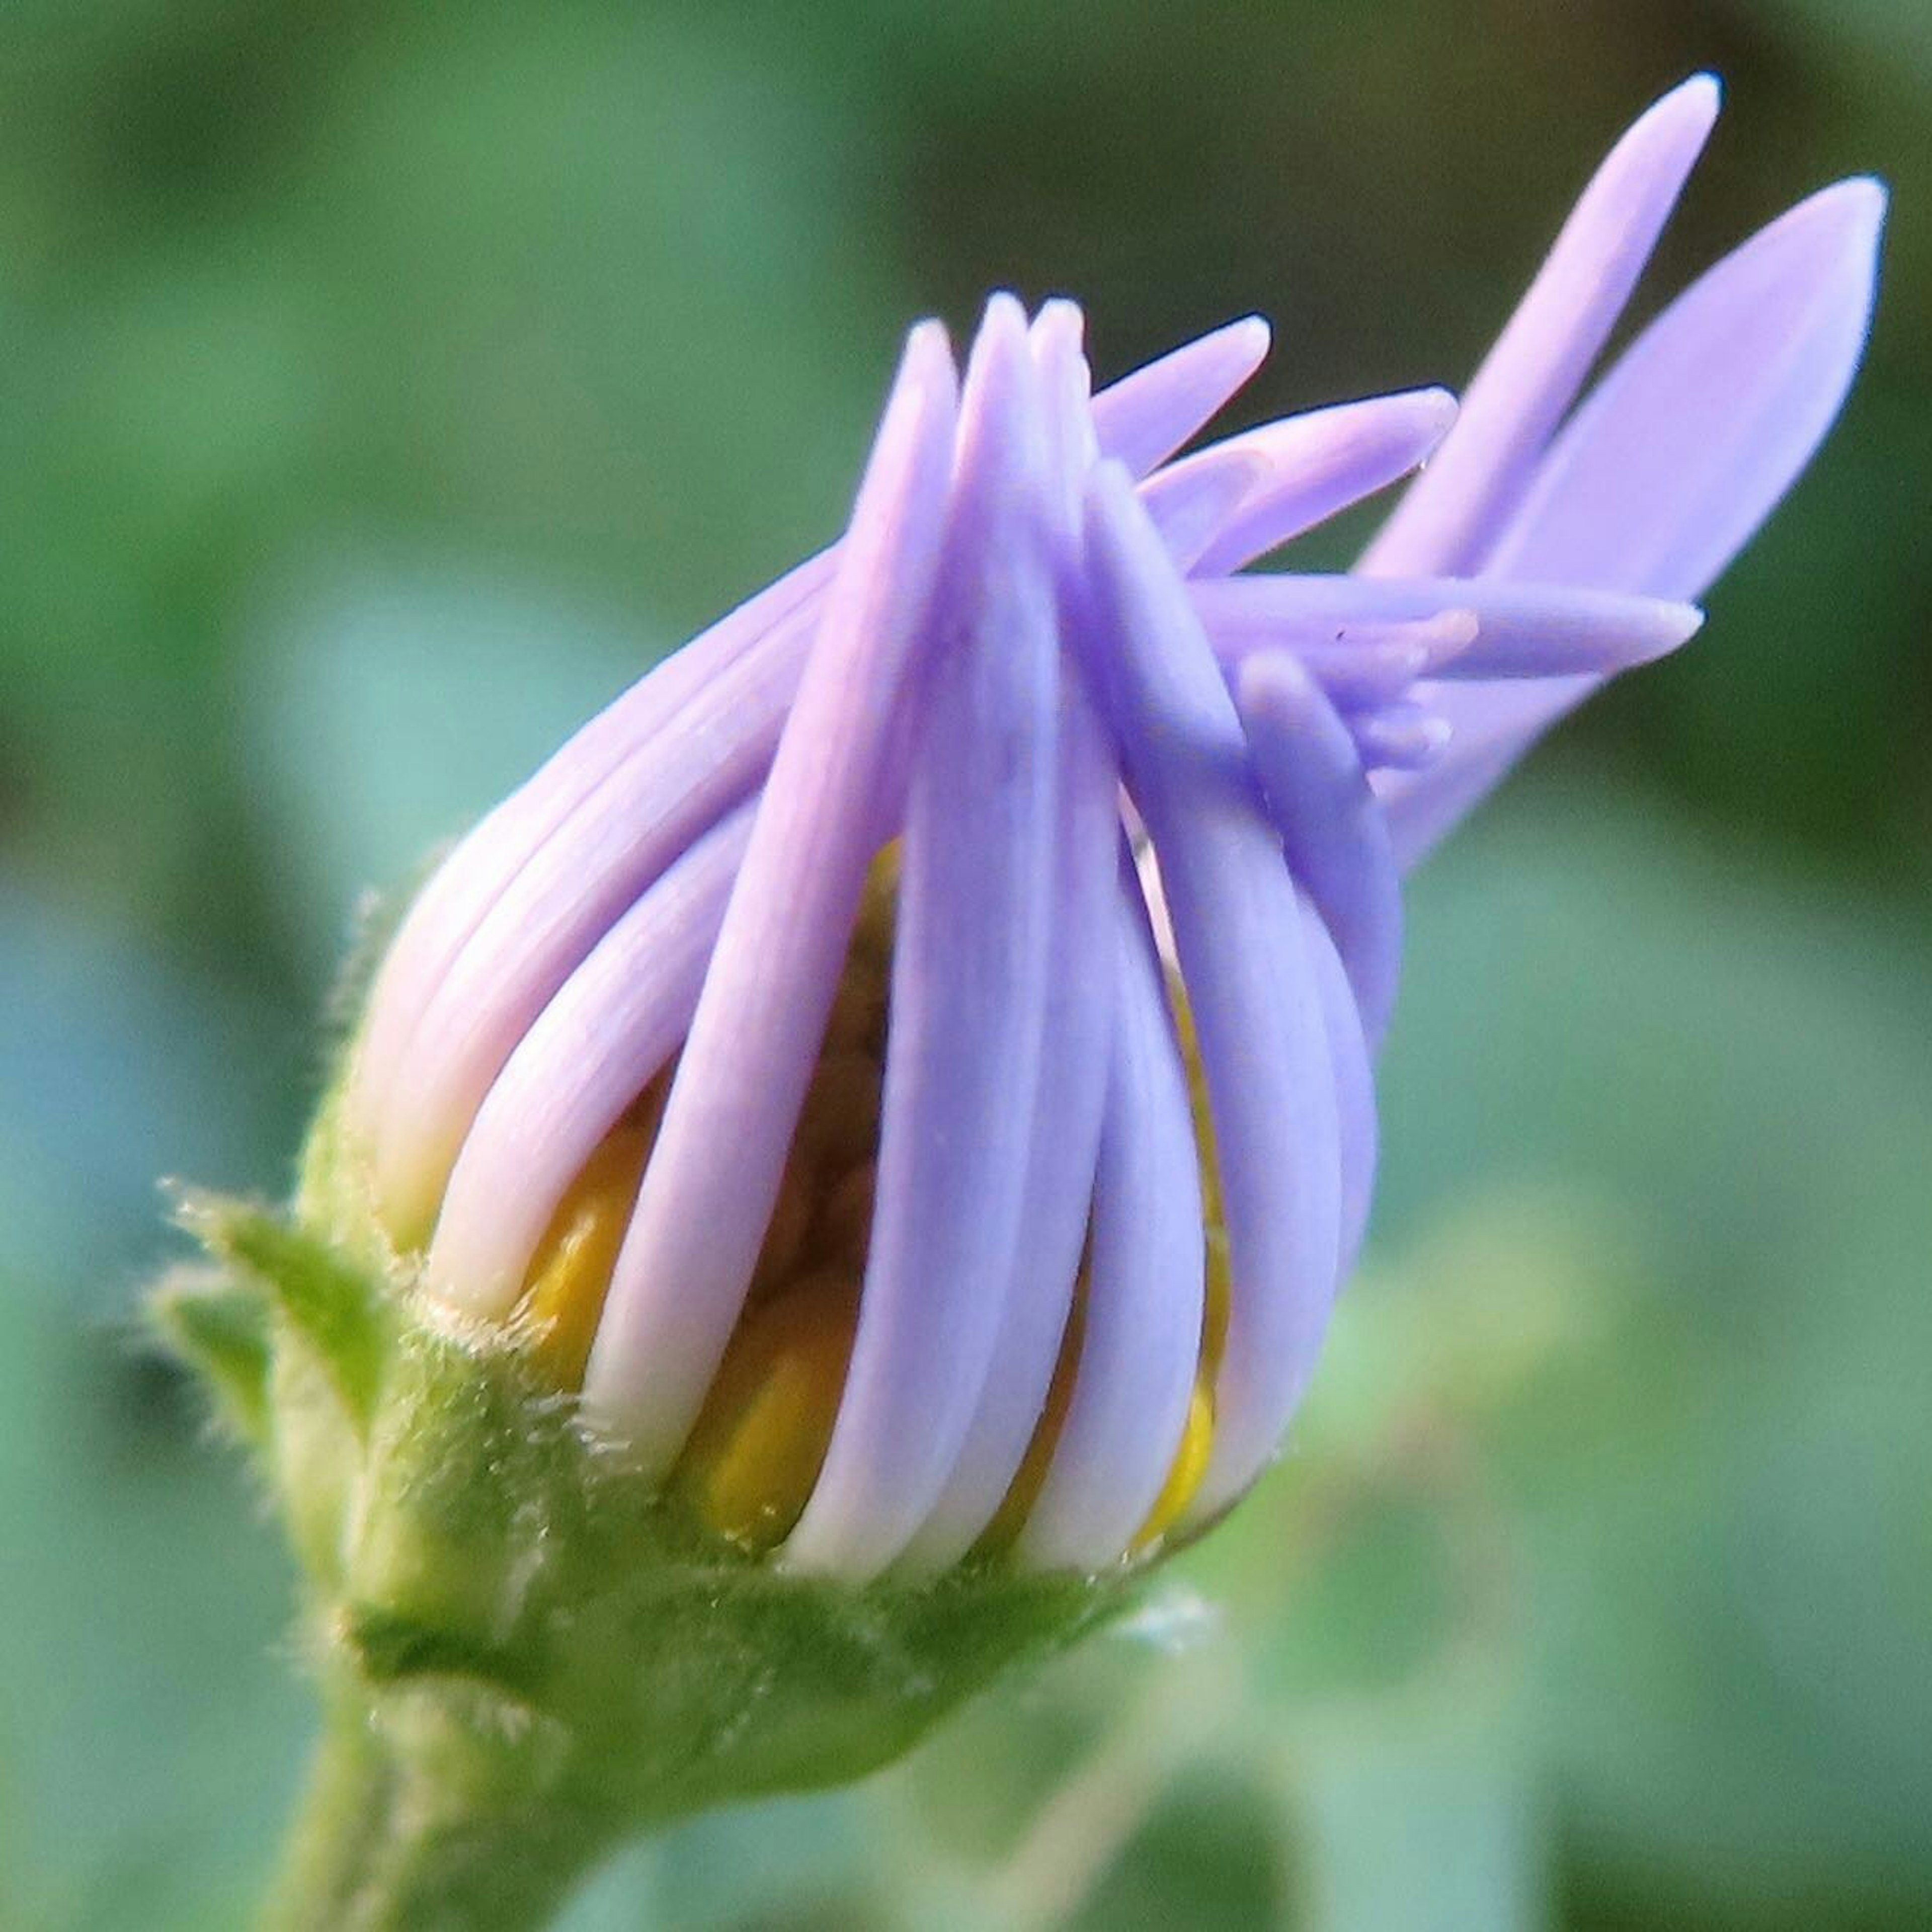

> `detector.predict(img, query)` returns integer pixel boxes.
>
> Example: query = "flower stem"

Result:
[262,1685,611,1932]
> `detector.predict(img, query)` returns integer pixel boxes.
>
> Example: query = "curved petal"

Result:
[1018,864,1204,1572]
[580,321,959,1469]
[349,550,834,1142]
[786,298,1061,1578]
[369,603,815,1239]
[1081,462,1342,1522]
[1236,650,1403,1048]
[897,315,1120,1571]
[424,799,754,1318]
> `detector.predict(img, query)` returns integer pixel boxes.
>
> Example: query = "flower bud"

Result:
[156,77,1879,1917]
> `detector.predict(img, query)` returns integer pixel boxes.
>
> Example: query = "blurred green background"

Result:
[2,2,1926,1927]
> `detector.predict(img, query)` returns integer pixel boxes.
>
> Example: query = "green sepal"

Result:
[148,1261,275,1447]
[158,1170,1139,1929]
[173,1185,393,1428]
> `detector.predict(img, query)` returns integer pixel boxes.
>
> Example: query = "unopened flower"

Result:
[157,76,1881,1926]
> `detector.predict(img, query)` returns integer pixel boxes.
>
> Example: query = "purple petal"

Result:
[422,800,754,1319]
[1488,177,1887,597]
[1235,650,1403,1046]
[1089,315,1272,477]
[1351,702,1453,772]
[785,298,1061,1577]
[1080,462,1342,1521]
[367,599,817,1241]
[579,321,959,1468]
[1190,388,1457,576]
[1138,446,1272,572]
[897,313,1121,1571]
[1018,864,1205,1571]
[1360,73,1720,577]
[1194,575,1702,680]
[349,551,832,1162]
[1305,899,1377,1273]
[1385,175,1884,865]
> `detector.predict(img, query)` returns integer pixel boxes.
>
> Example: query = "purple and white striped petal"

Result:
[1081,461,1342,1523]
[786,298,1061,1578]
[1361,73,1720,578]
[1189,388,1457,576]
[1235,650,1402,1048]
[1018,864,1205,1571]
[424,799,754,1318]
[579,321,959,1469]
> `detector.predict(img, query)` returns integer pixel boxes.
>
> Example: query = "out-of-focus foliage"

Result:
[1,3,1925,1927]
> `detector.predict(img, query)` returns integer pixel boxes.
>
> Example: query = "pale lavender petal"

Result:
[1192,575,1702,680]
[1385,176,1884,864]
[1211,611,1476,710]
[1486,178,1887,597]
[1360,73,1720,577]
[369,598,818,1240]
[349,550,834,1145]
[1138,446,1272,572]
[1018,865,1204,1572]
[786,298,1060,1577]
[579,321,959,1467]
[1080,462,1342,1521]
[1089,316,1272,477]
[423,800,754,1318]
[898,312,1120,1571]
[1190,388,1457,576]
[1235,650,1402,1046]
[1305,900,1377,1273]
[1351,703,1453,772]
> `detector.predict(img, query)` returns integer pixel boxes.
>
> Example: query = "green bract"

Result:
[153,1081,1125,1932]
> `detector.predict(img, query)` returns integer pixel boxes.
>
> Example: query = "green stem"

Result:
[262,1691,611,1932]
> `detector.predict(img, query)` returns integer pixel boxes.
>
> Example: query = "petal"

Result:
[1384,175,1884,865]
[1193,573,1702,680]
[896,317,1122,1571]
[785,298,1062,1577]
[1190,388,1457,575]
[1018,863,1205,1571]
[350,551,832,1165]
[1235,650,1402,1047]
[1089,315,1272,476]
[423,799,754,1318]
[1360,73,1720,577]
[1487,177,1886,598]
[367,599,817,1240]
[1081,462,1342,1521]
[1350,701,1453,772]
[579,320,959,1467]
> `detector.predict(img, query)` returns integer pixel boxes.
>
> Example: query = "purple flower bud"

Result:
[340,80,1874,1580]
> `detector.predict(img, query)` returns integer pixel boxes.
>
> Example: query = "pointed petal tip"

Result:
[1824,174,1889,249]
[1667,69,1723,126]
